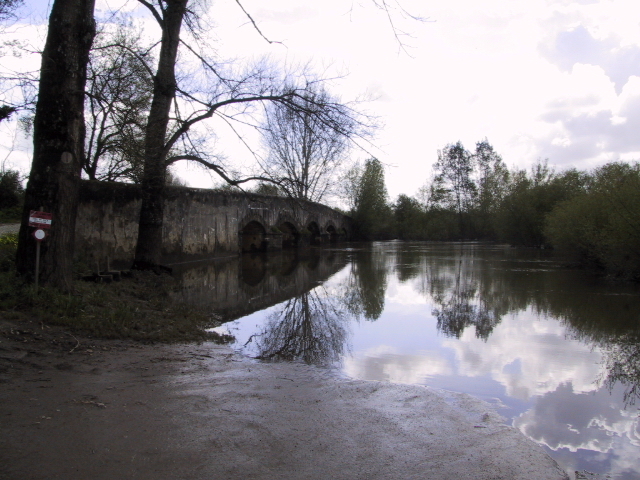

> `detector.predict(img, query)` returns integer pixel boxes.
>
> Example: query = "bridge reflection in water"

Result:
[170,248,350,324]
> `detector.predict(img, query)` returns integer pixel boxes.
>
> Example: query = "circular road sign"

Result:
[33,229,46,241]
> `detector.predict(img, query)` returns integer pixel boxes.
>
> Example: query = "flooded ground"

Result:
[172,242,640,480]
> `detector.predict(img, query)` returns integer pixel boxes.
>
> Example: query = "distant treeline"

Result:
[348,141,640,281]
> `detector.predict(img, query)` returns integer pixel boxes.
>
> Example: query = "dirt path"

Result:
[0,316,569,480]
[0,223,19,235]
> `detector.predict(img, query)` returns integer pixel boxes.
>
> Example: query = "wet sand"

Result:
[0,317,569,480]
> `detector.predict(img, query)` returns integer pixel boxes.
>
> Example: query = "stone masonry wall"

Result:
[75,181,352,267]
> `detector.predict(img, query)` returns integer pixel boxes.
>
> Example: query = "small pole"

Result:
[34,205,44,291]
[35,240,41,290]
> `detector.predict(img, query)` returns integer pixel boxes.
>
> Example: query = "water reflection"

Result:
[170,250,348,320]
[603,338,640,407]
[252,290,348,365]
[426,255,501,340]
[340,245,389,321]
[175,242,640,479]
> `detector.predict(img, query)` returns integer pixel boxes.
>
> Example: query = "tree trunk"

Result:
[132,0,187,270]
[15,0,96,290]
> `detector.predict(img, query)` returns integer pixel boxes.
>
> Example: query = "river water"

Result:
[171,241,640,479]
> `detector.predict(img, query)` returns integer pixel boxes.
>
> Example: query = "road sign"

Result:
[32,229,46,242]
[29,210,52,229]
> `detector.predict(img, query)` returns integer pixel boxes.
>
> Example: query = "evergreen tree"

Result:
[353,158,391,239]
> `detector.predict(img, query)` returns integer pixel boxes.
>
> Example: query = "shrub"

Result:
[545,162,640,279]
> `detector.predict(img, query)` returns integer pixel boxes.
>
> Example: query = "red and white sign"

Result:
[29,210,53,229]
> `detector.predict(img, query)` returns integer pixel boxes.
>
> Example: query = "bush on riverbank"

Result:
[371,147,640,280]
[545,162,640,281]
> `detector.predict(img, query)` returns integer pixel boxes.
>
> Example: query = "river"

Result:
[171,241,640,480]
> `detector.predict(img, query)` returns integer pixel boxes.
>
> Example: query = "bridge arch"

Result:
[278,221,300,248]
[307,220,322,245]
[239,215,268,252]
[325,223,338,243]
[276,213,302,249]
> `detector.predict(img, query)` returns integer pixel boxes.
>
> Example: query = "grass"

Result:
[0,232,17,272]
[0,233,232,343]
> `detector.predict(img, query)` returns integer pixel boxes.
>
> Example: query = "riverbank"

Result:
[0,313,570,480]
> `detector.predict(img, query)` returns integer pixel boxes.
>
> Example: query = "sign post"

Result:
[29,210,52,289]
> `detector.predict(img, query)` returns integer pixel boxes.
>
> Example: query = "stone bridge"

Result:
[75,181,353,267]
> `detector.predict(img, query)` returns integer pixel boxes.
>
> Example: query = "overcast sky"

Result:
[2,0,639,200]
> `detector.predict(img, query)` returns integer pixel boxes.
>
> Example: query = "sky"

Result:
[2,0,640,202]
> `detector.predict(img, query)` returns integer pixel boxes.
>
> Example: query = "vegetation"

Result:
[545,162,640,280]
[15,0,95,291]
[0,231,17,271]
[338,138,640,280]
[1,233,229,342]
[83,23,153,183]
[0,0,22,21]
[0,168,23,222]
[349,158,393,240]
[259,83,368,202]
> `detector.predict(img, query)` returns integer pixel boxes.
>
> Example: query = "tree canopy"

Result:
[10,0,413,284]
[259,84,365,203]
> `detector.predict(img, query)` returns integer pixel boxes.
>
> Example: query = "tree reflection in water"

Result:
[340,246,389,321]
[603,338,640,406]
[178,241,640,408]
[253,289,349,366]
[407,242,640,403]
[529,269,640,407]
[426,254,501,341]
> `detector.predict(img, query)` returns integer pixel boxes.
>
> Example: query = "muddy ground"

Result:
[0,315,570,480]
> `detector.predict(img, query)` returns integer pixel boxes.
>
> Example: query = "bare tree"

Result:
[258,84,358,203]
[131,0,376,269]
[83,23,153,182]
[16,0,96,289]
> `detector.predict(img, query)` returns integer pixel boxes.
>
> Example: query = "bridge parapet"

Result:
[75,181,352,266]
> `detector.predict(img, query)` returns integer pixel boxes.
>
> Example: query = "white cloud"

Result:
[443,310,604,400]
[514,382,640,458]
[343,345,453,384]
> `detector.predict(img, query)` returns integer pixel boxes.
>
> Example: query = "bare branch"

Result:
[165,153,281,187]
[163,92,298,155]
[371,0,431,55]
[234,0,283,45]
[136,0,164,27]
